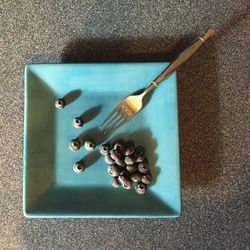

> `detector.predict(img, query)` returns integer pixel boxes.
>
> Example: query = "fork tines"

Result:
[100,104,132,134]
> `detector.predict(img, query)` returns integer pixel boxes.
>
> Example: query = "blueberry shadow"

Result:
[79,105,102,124]
[80,150,101,169]
[63,89,81,106]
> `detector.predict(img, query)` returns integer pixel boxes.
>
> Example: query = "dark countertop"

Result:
[0,0,249,249]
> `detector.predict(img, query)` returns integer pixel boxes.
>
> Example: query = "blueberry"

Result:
[115,157,126,167]
[108,165,121,177]
[118,174,126,184]
[135,182,147,194]
[110,150,122,160]
[135,152,145,163]
[84,139,96,151]
[141,173,151,184]
[118,175,131,190]
[120,169,130,177]
[124,146,135,156]
[124,155,136,165]
[55,98,65,109]
[113,142,125,153]
[138,162,149,174]
[112,177,121,188]
[73,161,85,173]
[104,153,115,164]
[69,139,81,151]
[126,164,137,173]
[130,171,142,182]
[73,117,84,128]
[122,178,132,190]
[99,144,110,155]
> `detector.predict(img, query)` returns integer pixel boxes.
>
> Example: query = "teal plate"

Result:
[23,63,181,218]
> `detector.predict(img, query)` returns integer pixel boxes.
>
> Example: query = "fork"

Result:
[100,28,215,134]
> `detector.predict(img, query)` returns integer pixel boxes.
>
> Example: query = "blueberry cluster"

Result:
[99,141,151,194]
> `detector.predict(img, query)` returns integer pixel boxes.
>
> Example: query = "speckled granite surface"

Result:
[0,0,249,249]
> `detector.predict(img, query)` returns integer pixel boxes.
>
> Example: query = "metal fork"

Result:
[100,28,215,134]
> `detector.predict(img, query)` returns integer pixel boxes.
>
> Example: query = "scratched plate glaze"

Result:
[23,63,180,218]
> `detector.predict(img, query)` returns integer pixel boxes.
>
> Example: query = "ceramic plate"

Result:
[23,63,180,218]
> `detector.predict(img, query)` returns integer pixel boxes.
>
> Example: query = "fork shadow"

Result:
[77,126,108,145]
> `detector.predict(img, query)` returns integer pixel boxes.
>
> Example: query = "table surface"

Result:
[0,0,249,249]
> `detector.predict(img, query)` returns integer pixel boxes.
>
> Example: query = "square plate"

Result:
[23,63,181,218]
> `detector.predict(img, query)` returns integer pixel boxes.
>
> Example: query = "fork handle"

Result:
[151,27,215,87]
